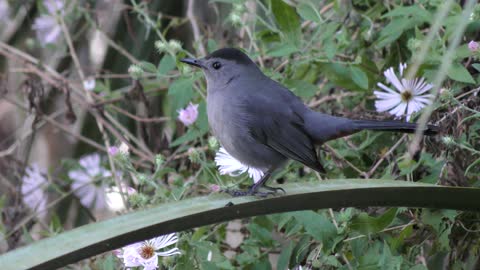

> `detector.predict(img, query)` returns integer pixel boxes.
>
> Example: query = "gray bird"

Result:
[181,48,438,196]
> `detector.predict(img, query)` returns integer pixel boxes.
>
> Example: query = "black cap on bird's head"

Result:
[180,48,260,88]
[180,48,256,69]
[205,48,254,66]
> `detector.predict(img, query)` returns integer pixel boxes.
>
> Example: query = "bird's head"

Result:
[180,48,260,91]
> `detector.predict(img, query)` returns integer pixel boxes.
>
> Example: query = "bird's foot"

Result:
[262,185,286,194]
[222,185,285,197]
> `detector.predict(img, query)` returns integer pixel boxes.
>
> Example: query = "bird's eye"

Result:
[212,62,222,69]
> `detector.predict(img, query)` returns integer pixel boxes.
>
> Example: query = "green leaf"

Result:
[284,79,318,99]
[139,61,157,73]
[247,223,274,246]
[292,211,337,250]
[447,62,476,84]
[350,66,369,90]
[266,43,299,57]
[466,158,480,175]
[382,5,431,23]
[350,208,398,235]
[2,180,480,270]
[271,0,302,47]
[296,3,321,23]
[472,63,480,72]
[277,242,294,270]
[170,127,207,147]
[100,254,116,270]
[378,242,403,270]
[167,77,195,116]
[376,18,410,48]
[316,62,360,91]
[157,54,176,75]
[390,224,413,251]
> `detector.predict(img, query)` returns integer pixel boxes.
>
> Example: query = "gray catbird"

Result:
[181,48,438,196]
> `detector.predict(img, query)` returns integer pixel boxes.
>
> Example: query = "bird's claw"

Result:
[261,185,286,194]
[222,185,285,197]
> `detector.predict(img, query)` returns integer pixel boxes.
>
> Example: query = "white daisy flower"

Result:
[118,142,130,155]
[83,77,96,91]
[32,0,64,46]
[215,147,264,183]
[105,185,136,212]
[68,153,111,210]
[115,233,181,270]
[374,63,433,121]
[21,164,48,218]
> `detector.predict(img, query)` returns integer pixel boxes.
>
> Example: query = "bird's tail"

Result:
[352,120,439,136]
[303,112,439,143]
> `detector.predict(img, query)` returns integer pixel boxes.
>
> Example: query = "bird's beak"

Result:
[180,58,204,68]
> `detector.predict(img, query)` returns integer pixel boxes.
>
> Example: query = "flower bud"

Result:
[155,40,168,53]
[208,136,219,150]
[188,148,201,164]
[168,40,182,52]
[128,64,144,79]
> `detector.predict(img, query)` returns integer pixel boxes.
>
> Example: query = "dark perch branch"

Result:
[2,180,480,270]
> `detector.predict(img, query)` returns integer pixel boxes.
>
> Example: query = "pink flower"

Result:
[108,146,119,156]
[210,184,221,193]
[177,103,199,126]
[468,40,479,52]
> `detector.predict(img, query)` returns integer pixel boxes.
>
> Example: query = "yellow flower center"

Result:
[401,90,413,102]
[140,245,155,259]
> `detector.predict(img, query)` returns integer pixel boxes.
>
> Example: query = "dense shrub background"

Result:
[0,0,480,269]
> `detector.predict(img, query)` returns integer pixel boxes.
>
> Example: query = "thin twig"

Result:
[324,144,365,175]
[59,15,128,208]
[409,0,475,157]
[187,0,206,56]
[343,221,416,242]
[365,134,407,178]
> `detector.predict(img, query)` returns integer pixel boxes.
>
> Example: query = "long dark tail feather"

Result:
[352,120,440,136]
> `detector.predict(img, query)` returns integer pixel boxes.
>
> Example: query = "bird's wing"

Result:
[242,87,325,173]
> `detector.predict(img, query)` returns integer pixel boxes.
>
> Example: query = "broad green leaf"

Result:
[167,77,195,116]
[296,3,321,23]
[472,63,480,72]
[376,18,409,48]
[139,61,157,73]
[292,211,337,250]
[447,62,476,84]
[247,223,274,246]
[350,208,398,235]
[266,43,299,57]
[466,158,480,175]
[277,241,295,270]
[390,224,413,251]
[350,66,369,90]
[421,209,457,233]
[284,79,318,99]
[170,127,207,147]
[157,54,176,75]
[271,0,302,47]
[323,39,336,60]
[382,5,432,23]
[207,39,218,52]
[378,242,403,270]
[2,180,480,270]
[316,62,360,91]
